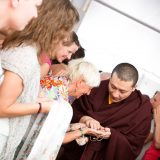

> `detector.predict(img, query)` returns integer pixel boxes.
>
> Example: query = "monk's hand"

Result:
[85,118,102,130]
[80,116,103,130]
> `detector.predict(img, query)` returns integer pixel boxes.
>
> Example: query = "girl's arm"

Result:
[40,63,50,78]
[39,53,51,78]
[0,71,52,117]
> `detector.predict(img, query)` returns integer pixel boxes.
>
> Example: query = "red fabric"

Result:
[61,80,152,160]
[143,141,160,160]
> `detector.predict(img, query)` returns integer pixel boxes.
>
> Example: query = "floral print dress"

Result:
[39,75,69,101]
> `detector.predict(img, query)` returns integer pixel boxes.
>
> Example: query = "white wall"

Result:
[101,0,160,30]
[76,0,160,97]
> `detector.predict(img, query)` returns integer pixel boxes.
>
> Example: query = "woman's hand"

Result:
[50,64,68,77]
[69,123,86,131]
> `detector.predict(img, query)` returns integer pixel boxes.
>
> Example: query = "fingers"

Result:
[70,123,87,131]
[104,127,110,132]
[85,127,111,140]
[96,128,111,139]
[85,119,102,130]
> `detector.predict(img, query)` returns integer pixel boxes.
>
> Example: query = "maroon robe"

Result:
[60,80,152,160]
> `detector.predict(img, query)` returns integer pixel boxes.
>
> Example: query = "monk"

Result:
[58,62,152,160]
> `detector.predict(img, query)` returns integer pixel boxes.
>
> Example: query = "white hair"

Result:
[68,58,100,87]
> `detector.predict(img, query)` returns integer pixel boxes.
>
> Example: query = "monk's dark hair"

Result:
[111,63,138,87]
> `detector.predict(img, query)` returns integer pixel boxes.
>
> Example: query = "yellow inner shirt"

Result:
[108,94,112,104]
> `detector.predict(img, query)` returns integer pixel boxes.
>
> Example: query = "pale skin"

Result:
[0,71,53,117]
[108,72,135,103]
[40,63,68,79]
[0,0,42,32]
[68,79,92,99]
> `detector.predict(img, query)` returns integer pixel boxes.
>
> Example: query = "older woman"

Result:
[42,59,111,144]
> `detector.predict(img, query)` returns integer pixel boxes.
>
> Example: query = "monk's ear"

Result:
[10,0,19,8]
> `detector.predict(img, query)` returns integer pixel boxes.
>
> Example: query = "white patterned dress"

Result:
[0,44,40,160]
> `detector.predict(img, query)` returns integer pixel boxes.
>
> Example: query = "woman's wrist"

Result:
[69,124,73,131]
[79,128,84,137]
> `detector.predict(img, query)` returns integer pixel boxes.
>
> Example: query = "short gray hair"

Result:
[68,58,100,87]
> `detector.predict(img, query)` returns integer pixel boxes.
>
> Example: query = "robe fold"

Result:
[60,80,152,160]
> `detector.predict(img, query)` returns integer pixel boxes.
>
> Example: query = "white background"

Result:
[75,0,160,97]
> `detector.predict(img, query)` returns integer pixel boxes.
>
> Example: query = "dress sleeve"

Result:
[39,53,51,67]
[1,45,39,85]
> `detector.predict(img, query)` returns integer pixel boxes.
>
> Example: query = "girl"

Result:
[0,0,79,159]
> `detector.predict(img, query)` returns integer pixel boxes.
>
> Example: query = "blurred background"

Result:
[71,0,160,97]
